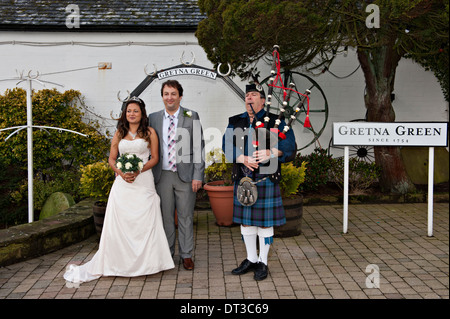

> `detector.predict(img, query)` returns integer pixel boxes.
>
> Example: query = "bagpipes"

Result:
[238,46,313,206]
[251,45,311,149]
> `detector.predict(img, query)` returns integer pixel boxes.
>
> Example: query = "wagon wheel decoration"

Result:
[260,70,329,151]
[327,118,376,163]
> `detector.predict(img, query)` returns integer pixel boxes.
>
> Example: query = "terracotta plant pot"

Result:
[204,180,235,226]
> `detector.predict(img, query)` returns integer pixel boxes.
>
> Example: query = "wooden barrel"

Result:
[274,195,303,238]
[92,202,106,237]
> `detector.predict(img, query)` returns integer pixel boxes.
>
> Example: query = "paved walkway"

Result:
[0,203,448,300]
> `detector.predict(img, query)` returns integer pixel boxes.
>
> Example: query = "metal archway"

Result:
[118,63,244,110]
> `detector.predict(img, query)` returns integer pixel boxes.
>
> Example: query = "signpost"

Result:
[333,122,448,236]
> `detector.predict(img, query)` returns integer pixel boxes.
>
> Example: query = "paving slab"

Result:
[0,203,448,301]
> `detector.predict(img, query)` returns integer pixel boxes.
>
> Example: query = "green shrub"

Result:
[0,157,27,227]
[0,88,111,173]
[79,161,115,204]
[293,148,333,192]
[279,161,307,198]
[329,157,381,194]
[0,88,112,225]
[204,148,233,185]
[10,170,82,212]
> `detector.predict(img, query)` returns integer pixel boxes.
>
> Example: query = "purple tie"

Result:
[168,115,177,172]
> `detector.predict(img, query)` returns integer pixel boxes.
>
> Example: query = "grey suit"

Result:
[149,106,205,259]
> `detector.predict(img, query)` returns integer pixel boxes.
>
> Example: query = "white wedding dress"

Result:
[64,138,174,285]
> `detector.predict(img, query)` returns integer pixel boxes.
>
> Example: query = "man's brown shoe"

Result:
[182,258,194,270]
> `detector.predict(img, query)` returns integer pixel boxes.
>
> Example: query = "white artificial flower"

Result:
[125,162,132,169]
[187,111,192,117]
[138,162,144,170]
[126,154,134,159]
[116,162,122,169]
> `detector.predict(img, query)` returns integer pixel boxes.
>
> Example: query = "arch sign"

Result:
[120,63,244,110]
[333,122,448,237]
[157,66,218,80]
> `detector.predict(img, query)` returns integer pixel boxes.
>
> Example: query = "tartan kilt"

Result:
[233,176,286,227]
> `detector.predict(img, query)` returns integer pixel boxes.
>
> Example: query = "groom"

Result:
[148,80,205,270]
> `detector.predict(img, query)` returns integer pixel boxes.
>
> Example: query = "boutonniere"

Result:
[183,110,192,118]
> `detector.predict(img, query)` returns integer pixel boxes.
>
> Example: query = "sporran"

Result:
[237,176,258,206]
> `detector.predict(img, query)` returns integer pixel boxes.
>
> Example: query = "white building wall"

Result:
[0,31,447,157]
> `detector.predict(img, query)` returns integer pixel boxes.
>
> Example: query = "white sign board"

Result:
[333,122,448,147]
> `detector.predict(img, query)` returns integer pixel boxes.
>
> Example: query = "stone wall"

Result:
[0,199,96,267]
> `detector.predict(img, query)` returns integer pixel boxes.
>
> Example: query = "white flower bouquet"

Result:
[116,153,144,173]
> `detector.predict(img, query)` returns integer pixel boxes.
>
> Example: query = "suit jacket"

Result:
[148,106,205,184]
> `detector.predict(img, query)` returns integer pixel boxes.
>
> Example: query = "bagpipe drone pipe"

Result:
[251,45,311,151]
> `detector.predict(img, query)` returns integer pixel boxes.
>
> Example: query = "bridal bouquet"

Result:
[116,153,144,173]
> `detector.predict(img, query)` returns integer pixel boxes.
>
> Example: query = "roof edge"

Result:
[0,24,199,33]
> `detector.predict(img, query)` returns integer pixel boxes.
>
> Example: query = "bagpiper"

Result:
[222,83,296,281]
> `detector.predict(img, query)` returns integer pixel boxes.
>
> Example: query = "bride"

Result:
[64,97,174,285]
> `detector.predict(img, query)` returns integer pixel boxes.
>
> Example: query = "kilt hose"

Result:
[233,176,286,227]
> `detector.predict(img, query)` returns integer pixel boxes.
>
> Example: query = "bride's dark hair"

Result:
[117,97,151,146]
